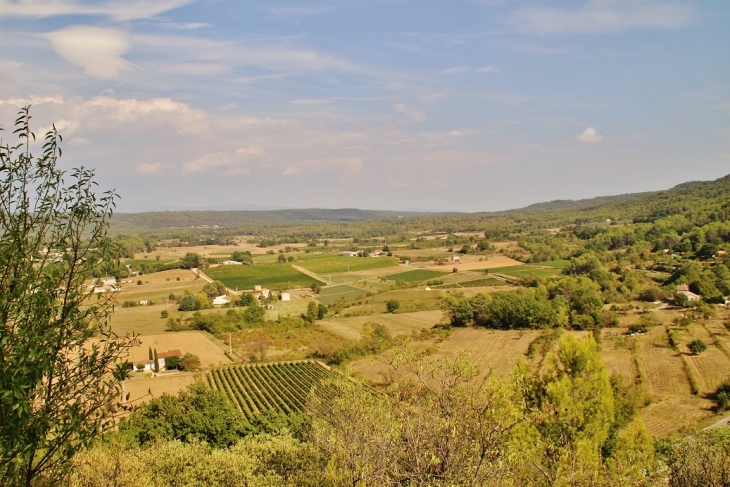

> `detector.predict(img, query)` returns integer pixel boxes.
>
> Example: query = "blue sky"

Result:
[1,1,728,212]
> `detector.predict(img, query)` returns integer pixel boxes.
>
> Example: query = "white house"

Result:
[451,256,461,262]
[676,284,701,301]
[139,300,148,306]
[221,260,242,265]
[254,285,262,291]
[100,277,117,287]
[342,251,358,257]
[135,348,183,372]
[280,292,291,301]
[212,295,231,305]
[370,250,383,257]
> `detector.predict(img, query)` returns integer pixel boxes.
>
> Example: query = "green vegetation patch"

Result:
[317,284,368,306]
[296,254,399,274]
[458,278,505,288]
[386,269,448,283]
[206,264,323,291]
[532,260,570,268]
[207,361,338,420]
[487,265,562,279]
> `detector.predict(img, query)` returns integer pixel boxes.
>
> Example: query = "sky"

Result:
[0,0,728,213]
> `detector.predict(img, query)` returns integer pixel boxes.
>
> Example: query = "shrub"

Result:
[160,310,168,319]
[386,300,400,313]
[716,381,730,410]
[137,280,142,285]
[164,356,180,370]
[178,353,201,371]
[688,339,707,355]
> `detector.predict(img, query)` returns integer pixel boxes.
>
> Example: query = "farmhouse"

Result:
[676,284,701,301]
[370,250,383,257]
[254,285,262,291]
[100,276,117,287]
[342,251,358,257]
[220,260,242,265]
[135,348,184,372]
[280,292,291,301]
[451,256,461,262]
[212,295,231,305]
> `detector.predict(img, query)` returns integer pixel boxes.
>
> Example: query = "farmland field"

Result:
[385,269,448,282]
[207,361,338,420]
[533,260,570,268]
[124,331,231,370]
[205,264,323,290]
[486,265,562,279]
[295,254,399,274]
[316,284,368,305]
[319,309,443,341]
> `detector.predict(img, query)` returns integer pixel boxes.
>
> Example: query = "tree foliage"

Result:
[0,107,138,485]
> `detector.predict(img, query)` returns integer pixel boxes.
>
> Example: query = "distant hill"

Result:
[108,174,730,235]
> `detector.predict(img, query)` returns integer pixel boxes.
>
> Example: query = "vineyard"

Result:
[207,360,337,420]
[432,277,504,289]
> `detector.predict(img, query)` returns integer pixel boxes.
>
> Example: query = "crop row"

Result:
[208,360,338,420]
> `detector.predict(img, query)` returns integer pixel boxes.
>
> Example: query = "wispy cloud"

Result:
[45,26,131,79]
[0,95,65,106]
[511,0,693,35]
[0,0,193,21]
[477,65,499,73]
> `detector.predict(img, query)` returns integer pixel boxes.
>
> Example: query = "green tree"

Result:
[178,353,201,371]
[202,280,227,298]
[305,301,318,323]
[178,292,200,311]
[164,355,180,370]
[154,348,160,372]
[180,252,206,269]
[118,383,248,448]
[0,107,138,485]
[317,303,328,320]
[238,293,255,306]
[386,299,400,313]
[688,339,707,355]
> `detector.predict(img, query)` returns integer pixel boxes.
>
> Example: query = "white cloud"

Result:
[45,26,131,79]
[135,162,165,174]
[38,118,79,137]
[0,0,192,21]
[68,137,90,146]
[577,127,604,143]
[393,103,426,122]
[441,66,471,75]
[182,152,234,174]
[81,96,208,133]
[512,0,693,35]
[0,95,65,106]
[477,65,499,73]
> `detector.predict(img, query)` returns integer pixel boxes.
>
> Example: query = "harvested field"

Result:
[109,303,178,335]
[600,329,637,379]
[636,327,691,399]
[316,284,368,306]
[641,396,716,437]
[435,328,539,378]
[123,331,231,370]
[682,324,730,393]
[424,255,523,272]
[124,372,201,406]
[319,310,442,341]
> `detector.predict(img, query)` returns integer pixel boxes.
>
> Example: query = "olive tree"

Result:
[0,107,139,485]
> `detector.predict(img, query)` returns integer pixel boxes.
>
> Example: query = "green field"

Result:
[295,254,399,274]
[385,269,448,283]
[205,264,323,291]
[487,265,562,279]
[317,284,368,306]
[532,260,570,268]
[207,361,337,420]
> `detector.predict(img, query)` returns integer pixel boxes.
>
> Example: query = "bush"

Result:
[137,280,142,285]
[688,339,707,355]
[160,310,168,319]
[386,300,400,313]
[178,353,201,371]
[164,356,180,370]
[178,293,200,312]
[716,381,730,410]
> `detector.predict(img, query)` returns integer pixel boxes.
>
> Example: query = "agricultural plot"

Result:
[207,361,337,420]
[205,264,323,291]
[296,254,399,274]
[319,310,442,341]
[532,260,570,268]
[124,331,231,370]
[486,265,562,279]
[681,324,730,394]
[432,277,505,289]
[385,269,448,283]
[316,284,368,306]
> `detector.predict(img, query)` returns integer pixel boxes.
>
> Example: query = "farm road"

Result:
[291,265,324,282]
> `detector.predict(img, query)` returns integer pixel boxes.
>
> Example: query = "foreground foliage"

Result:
[0,108,138,485]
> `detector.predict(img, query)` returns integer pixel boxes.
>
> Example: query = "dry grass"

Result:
[600,329,637,379]
[423,255,524,272]
[319,310,442,341]
[123,331,231,369]
[124,372,204,405]
[637,326,691,398]
[682,323,730,393]
[109,303,178,336]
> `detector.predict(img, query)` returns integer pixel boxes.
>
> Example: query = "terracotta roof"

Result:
[158,348,183,359]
